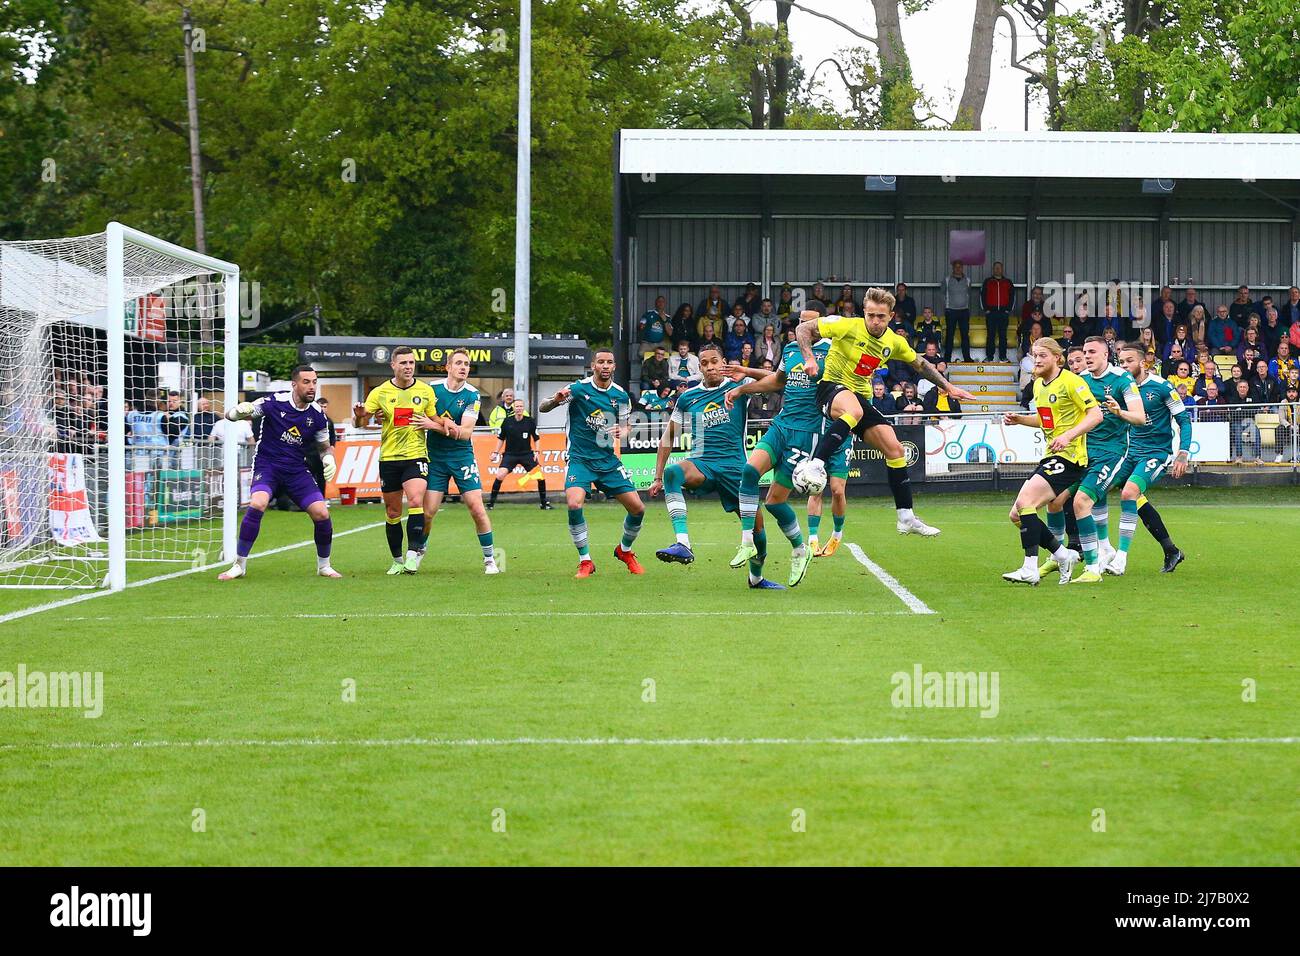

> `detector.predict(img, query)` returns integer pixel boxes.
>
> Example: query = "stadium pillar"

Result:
[612,131,628,389]
[512,0,532,407]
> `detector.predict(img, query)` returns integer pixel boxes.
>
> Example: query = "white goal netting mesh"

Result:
[0,231,233,588]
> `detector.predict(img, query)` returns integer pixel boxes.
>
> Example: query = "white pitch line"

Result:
[0,521,385,626]
[58,608,911,623]
[846,542,935,615]
[3,735,1297,753]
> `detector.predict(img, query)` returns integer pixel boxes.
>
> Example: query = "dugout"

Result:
[612,129,1300,390]
[298,333,588,428]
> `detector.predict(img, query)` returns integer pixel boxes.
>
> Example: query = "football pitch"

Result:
[0,487,1296,866]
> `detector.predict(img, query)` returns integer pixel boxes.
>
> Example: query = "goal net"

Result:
[0,223,239,589]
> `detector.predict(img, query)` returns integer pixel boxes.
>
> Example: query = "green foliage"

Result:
[237,345,300,382]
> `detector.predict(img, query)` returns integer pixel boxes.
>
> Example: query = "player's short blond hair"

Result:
[862,287,896,314]
[1032,337,1064,362]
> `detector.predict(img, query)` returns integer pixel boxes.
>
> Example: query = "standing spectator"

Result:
[488,399,550,510]
[723,314,754,361]
[1281,384,1300,461]
[894,282,917,331]
[750,297,779,339]
[737,282,761,317]
[640,345,670,393]
[1098,300,1123,338]
[1175,286,1203,326]
[191,397,219,441]
[1279,287,1300,328]
[979,260,1015,362]
[211,406,255,450]
[943,260,973,362]
[1229,285,1255,328]
[162,390,191,449]
[639,295,673,346]
[697,285,728,330]
[1269,340,1297,382]
[488,388,514,432]
[755,324,781,367]
[670,340,700,385]
[1208,305,1237,354]
[915,307,943,351]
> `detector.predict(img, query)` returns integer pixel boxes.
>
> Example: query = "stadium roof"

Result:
[618,130,1300,182]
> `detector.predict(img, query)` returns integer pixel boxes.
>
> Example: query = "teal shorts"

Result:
[684,458,742,514]
[565,457,636,497]
[757,419,850,488]
[1125,450,1173,493]
[1076,449,1131,502]
[428,451,481,493]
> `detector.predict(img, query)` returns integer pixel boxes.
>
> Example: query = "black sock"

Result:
[385,519,404,559]
[406,512,426,552]
[1063,495,1081,551]
[490,479,503,507]
[887,462,913,510]
[1138,501,1177,553]
[815,418,852,465]
[538,483,548,505]
[1019,512,1044,557]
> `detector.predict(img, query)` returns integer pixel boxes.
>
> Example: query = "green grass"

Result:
[1,487,1297,865]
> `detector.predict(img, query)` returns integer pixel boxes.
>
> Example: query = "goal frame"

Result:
[104,222,241,591]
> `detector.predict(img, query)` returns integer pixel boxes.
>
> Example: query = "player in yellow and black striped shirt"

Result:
[796,288,975,536]
[1001,337,1103,585]
[352,346,439,575]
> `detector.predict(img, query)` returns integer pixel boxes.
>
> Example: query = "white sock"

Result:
[792,545,806,559]
[1021,556,1037,573]
[832,530,843,541]
[741,529,754,546]
[317,556,330,571]
[898,508,914,522]
[235,556,248,570]
[1053,545,1073,561]
[748,572,762,585]
[676,533,691,547]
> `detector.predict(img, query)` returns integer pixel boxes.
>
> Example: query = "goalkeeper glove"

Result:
[227,401,257,421]
[322,454,337,482]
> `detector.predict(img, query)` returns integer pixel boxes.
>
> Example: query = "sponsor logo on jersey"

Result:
[585,409,609,432]
[281,425,304,446]
[696,400,732,429]
[1038,406,1056,429]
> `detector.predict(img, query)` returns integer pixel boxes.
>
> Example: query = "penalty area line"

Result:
[4,735,1298,753]
[59,609,913,623]
[0,521,386,626]
[846,542,934,615]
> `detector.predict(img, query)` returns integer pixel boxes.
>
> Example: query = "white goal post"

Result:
[0,222,240,590]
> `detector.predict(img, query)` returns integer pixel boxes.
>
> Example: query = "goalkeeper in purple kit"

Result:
[218,365,341,580]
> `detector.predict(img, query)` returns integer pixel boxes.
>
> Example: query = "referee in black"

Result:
[488,399,551,509]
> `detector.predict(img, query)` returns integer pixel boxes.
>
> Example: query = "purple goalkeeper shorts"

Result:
[251,459,325,510]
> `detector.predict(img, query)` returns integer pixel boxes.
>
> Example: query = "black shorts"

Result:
[1032,455,1087,495]
[500,453,539,472]
[815,381,889,433]
[379,458,429,493]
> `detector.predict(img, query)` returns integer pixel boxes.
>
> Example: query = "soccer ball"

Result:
[792,459,828,495]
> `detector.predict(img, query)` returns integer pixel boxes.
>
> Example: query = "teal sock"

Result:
[1118,499,1138,553]
[748,527,768,580]
[1077,513,1098,567]
[568,507,590,558]
[832,512,845,534]
[620,511,643,550]
[809,514,822,538]
[1094,498,1109,542]
[765,501,803,548]
[1047,509,1065,540]
[478,530,494,561]
[664,464,688,537]
[739,464,761,533]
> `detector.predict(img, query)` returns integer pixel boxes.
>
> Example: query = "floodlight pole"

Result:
[182,8,206,254]
[512,0,532,407]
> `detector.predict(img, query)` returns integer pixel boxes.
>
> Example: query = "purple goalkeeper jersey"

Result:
[251,393,330,470]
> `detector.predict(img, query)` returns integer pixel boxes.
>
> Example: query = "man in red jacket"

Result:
[980,260,1016,362]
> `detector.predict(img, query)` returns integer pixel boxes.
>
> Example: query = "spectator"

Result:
[639,296,673,345]
[755,324,781,367]
[191,397,219,441]
[1197,381,1227,420]
[896,383,924,425]
[1192,343,1212,376]
[211,407,255,449]
[1225,378,1261,461]
[739,341,757,368]
[1072,294,1096,338]
[836,296,858,318]
[833,283,857,316]
[751,367,782,421]
[1254,294,1276,324]
[724,315,754,362]
[1098,299,1123,338]
[780,311,800,344]
[1239,347,1262,382]
[943,260,973,362]
[696,318,725,353]
[1237,326,1265,362]
[1168,361,1196,396]
[921,377,961,418]
[1269,340,1297,382]
[1125,294,1149,341]
[888,306,913,341]
[1100,326,1120,362]
[1017,308,1050,354]
[1021,285,1046,326]
[641,345,670,393]
[1253,359,1281,403]
[1262,306,1285,355]
[776,284,795,319]
[1193,363,1223,399]
[871,379,898,416]
[671,303,695,343]
[1056,322,1082,352]
[980,260,1015,362]
[1282,384,1300,461]
[915,307,943,351]
[697,285,728,329]
[1164,323,1194,362]
[1229,285,1255,328]
[639,383,675,412]
[750,298,779,339]
[1133,326,1157,357]
[894,282,917,331]
[1176,383,1196,409]
[1279,287,1300,328]
[808,281,830,313]
[1162,342,1188,378]
[1175,287,1202,326]
[914,344,944,397]
[162,390,191,447]
[486,389,511,431]
[670,340,701,385]
[1153,285,1176,341]
[737,282,761,317]
[1208,305,1237,354]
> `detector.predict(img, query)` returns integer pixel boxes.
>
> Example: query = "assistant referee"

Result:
[488,399,551,509]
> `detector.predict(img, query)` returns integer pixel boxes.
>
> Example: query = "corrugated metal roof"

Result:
[619,129,1300,181]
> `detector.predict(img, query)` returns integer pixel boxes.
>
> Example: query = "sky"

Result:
[778,0,1057,131]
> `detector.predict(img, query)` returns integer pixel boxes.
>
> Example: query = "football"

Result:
[792,458,828,495]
